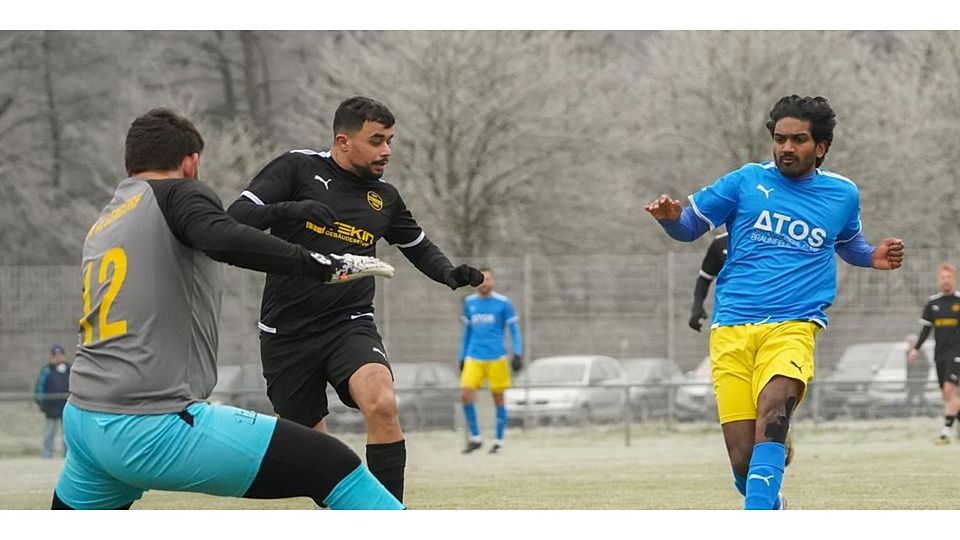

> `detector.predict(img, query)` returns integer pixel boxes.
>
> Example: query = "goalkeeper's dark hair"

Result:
[766,95,836,167]
[333,96,395,136]
[125,108,204,175]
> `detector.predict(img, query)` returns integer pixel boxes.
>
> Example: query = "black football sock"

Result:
[946,416,956,428]
[367,440,406,502]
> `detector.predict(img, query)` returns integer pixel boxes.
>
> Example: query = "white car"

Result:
[673,356,718,421]
[505,355,628,426]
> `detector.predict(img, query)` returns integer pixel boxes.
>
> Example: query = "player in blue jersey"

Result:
[458,267,523,454]
[645,95,904,510]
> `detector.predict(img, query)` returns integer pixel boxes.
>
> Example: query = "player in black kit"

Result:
[227,96,483,501]
[689,232,728,332]
[910,263,960,443]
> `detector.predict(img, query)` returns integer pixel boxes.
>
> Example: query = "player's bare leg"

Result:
[721,419,755,480]
[461,387,482,453]
[311,417,328,433]
[349,363,406,501]
[743,375,802,510]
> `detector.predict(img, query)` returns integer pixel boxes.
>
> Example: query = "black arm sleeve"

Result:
[150,179,331,280]
[692,275,712,309]
[399,236,455,286]
[226,153,301,230]
[915,325,932,349]
[916,301,934,347]
[226,197,285,231]
[700,238,724,279]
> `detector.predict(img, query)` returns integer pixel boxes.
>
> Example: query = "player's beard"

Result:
[357,162,386,181]
[775,153,815,179]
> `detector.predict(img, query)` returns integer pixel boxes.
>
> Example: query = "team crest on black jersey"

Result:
[367,191,383,211]
[953,304,960,313]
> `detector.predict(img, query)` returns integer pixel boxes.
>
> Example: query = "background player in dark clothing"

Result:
[35,345,70,458]
[52,108,401,510]
[910,263,960,443]
[689,232,728,332]
[228,96,483,502]
[904,333,930,415]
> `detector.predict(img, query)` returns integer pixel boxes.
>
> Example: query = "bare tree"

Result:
[292,30,630,257]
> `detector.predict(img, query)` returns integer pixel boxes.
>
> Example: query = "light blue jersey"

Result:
[459,293,523,362]
[688,162,862,328]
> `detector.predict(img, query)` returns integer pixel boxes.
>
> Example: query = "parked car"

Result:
[504,355,627,426]
[326,362,460,432]
[673,356,718,421]
[820,341,937,418]
[619,357,686,420]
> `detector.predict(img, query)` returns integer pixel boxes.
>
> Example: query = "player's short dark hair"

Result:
[766,95,836,166]
[125,108,204,175]
[333,96,395,136]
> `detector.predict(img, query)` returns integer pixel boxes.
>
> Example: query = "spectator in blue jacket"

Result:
[35,345,70,458]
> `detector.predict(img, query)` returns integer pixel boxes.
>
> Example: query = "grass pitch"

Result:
[1,400,958,510]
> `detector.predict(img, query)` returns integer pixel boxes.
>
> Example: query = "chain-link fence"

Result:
[2,247,958,441]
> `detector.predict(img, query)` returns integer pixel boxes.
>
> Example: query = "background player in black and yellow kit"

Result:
[228,96,483,502]
[910,263,960,443]
[689,232,728,332]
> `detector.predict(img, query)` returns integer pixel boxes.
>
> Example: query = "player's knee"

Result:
[361,390,399,422]
[759,404,794,445]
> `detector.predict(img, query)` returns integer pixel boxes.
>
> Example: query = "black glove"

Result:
[444,264,484,290]
[688,304,707,332]
[275,200,337,228]
[511,354,523,374]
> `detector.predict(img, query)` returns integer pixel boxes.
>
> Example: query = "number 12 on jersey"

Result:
[79,247,128,345]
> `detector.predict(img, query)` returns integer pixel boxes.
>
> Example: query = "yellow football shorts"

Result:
[461,357,512,393]
[709,320,820,424]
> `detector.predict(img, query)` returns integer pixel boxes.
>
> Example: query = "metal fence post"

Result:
[624,384,631,447]
[523,254,533,431]
[667,251,676,364]
[523,253,533,361]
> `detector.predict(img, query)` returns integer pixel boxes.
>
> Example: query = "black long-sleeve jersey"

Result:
[916,291,960,360]
[228,149,456,335]
[698,233,728,281]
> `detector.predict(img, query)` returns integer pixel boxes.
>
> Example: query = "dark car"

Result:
[325,362,460,432]
[820,341,937,419]
[619,357,686,420]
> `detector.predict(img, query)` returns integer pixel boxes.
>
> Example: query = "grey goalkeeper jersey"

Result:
[70,177,335,414]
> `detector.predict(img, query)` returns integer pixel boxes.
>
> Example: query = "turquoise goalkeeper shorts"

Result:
[55,401,277,509]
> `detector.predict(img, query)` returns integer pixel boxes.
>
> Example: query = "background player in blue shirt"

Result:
[645,95,904,510]
[458,267,523,454]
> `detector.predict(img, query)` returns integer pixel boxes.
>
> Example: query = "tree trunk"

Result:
[41,31,62,188]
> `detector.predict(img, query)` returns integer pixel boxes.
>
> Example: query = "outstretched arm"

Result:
[644,195,710,242]
[153,180,383,282]
[398,237,483,290]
